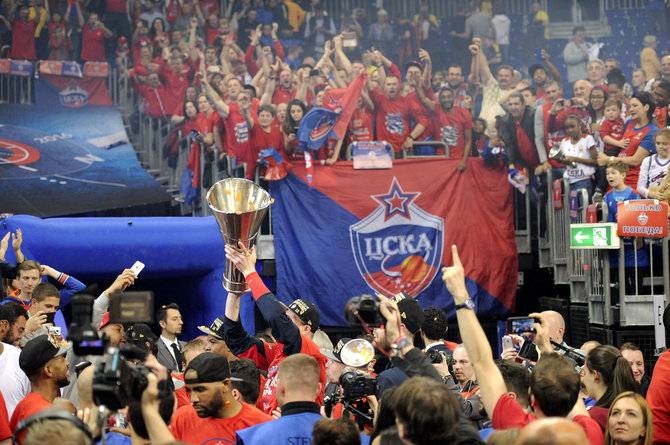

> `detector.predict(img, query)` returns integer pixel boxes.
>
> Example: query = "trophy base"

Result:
[223,279,250,294]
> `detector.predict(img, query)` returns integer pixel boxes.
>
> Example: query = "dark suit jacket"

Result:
[156,337,186,372]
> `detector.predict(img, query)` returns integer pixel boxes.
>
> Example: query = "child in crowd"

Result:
[593,98,626,201]
[560,114,598,200]
[637,127,670,199]
[48,25,72,60]
[604,160,649,295]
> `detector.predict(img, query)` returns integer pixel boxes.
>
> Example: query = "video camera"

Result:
[323,370,377,429]
[344,294,383,327]
[67,291,158,411]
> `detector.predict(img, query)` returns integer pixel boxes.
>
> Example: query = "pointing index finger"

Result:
[451,245,462,267]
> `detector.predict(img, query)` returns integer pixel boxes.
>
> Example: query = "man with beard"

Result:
[416,86,473,170]
[0,302,27,347]
[170,352,271,443]
[9,335,71,431]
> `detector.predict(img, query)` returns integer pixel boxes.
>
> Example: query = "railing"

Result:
[604,0,650,9]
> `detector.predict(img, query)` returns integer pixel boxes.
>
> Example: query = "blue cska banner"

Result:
[269,158,518,326]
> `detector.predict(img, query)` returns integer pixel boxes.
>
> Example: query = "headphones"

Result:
[12,409,93,445]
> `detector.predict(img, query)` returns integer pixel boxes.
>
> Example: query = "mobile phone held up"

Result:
[131,261,145,277]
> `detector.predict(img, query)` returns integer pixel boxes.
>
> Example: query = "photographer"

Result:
[20,283,63,346]
[375,298,483,444]
[442,245,603,445]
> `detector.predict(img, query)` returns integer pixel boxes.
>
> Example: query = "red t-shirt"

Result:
[170,402,271,444]
[250,121,286,179]
[159,64,192,114]
[369,88,427,152]
[171,373,191,409]
[106,0,126,13]
[81,24,105,61]
[220,102,256,164]
[654,106,667,128]
[648,350,670,444]
[198,0,219,17]
[433,106,473,159]
[272,87,296,105]
[600,117,624,152]
[515,118,540,168]
[10,19,37,60]
[492,393,603,445]
[348,107,374,143]
[404,87,434,141]
[9,393,51,432]
[0,392,10,441]
[618,120,658,190]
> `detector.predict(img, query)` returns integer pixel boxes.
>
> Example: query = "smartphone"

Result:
[502,335,513,350]
[342,31,357,48]
[131,261,145,277]
[535,48,543,61]
[506,317,538,335]
[44,312,56,324]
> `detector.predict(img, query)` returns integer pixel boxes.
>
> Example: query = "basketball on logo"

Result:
[400,255,428,283]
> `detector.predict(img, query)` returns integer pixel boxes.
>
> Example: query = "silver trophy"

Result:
[207,178,272,293]
[548,145,577,168]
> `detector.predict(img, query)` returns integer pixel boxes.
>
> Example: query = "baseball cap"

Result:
[283,299,320,331]
[184,352,242,384]
[99,312,111,329]
[198,316,225,340]
[133,65,148,77]
[390,293,423,335]
[405,60,423,73]
[320,337,352,363]
[117,36,128,44]
[125,323,157,350]
[528,63,547,78]
[19,335,71,375]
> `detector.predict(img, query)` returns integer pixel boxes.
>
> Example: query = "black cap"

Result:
[405,60,424,72]
[19,335,71,375]
[288,299,320,331]
[528,64,547,78]
[184,352,242,384]
[320,337,352,363]
[198,317,225,340]
[125,323,157,349]
[391,293,423,335]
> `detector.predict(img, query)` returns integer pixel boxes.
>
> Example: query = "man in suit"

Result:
[156,303,185,372]
[421,306,456,355]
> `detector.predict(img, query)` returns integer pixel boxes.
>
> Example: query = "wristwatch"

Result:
[455,298,475,311]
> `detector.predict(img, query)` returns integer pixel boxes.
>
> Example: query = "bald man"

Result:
[518,418,590,445]
[541,310,585,369]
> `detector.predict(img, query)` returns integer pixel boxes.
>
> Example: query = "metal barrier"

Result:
[537,170,554,268]
[403,141,449,159]
[585,201,613,325]
[568,187,590,303]
[548,179,570,284]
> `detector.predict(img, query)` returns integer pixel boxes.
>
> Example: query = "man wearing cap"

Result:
[198,316,238,361]
[372,292,424,398]
[528,49,562,106]
[223,244,327,415]
[170,352,271,444]
[9,335,71,431]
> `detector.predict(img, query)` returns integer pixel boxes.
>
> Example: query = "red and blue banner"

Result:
[35,64,111,108]
[269,158,518,326]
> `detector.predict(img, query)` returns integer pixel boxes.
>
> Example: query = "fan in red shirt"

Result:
[170,352,272,444]
[403,55,435,143]
[417,86,473,171]
[10,4,37,60]
[10,335,71,432]
[202,76,257,173]
[127,70,171,120]
[76,8,112,62]
[368,74,427,155]
[442,246,604,445]
[250,104,288,179]
[222,243,328,416]
[159,54,194,115]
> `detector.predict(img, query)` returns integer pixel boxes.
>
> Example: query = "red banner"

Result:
[84,62,109,78]
[617,200,668,237]
[0,59,10,74]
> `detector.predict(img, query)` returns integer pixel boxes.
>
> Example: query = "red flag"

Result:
[322,73,367,140]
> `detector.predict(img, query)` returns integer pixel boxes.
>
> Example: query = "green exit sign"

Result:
[570,223,620,249]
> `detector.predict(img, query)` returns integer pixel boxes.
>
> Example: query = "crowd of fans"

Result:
[1,0,670,443]
[0,232,669,445]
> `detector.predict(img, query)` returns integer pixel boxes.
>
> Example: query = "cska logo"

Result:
[349,178,444,296]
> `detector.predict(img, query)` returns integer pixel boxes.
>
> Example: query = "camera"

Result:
[340,370,377,400]
[92,345,150,411]
[426,349,456,368]
[518,339,539,362]
[68,294,105,356]
[344,295,383,327]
